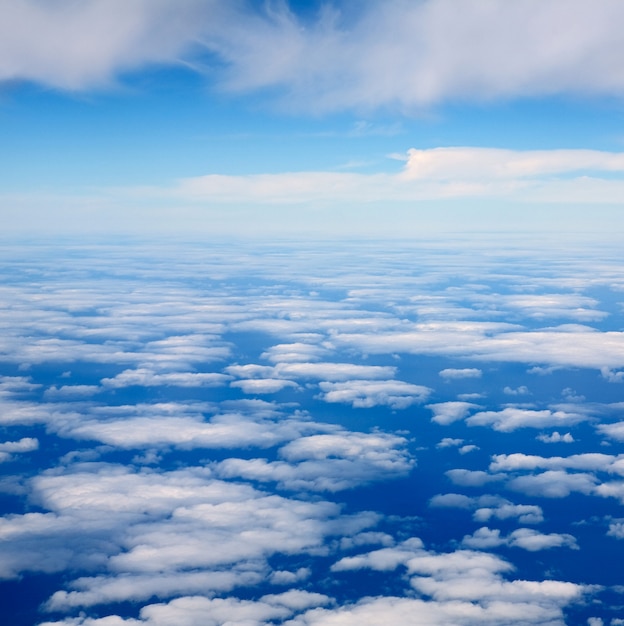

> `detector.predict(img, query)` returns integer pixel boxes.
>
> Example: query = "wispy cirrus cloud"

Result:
[6,0,624,110]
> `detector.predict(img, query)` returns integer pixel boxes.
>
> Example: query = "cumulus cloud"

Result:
[2,239,621,625]
[508,470,598,498]
[0,437,38,462]
[446,469,506,487]
[428,401,480,425]
[276,362,397,381]
[327,538,590,626]
[261,343,328,363]
[4,462,378,607]
[439,368,483,380]
[332,322,624,372]
[430,493,543,524]
[607,521,624,539]
[489,452,624,474]
[101,368,230,388]
[537,431,575,443]
[230,378,299,394]
[504,385,530,396]
[318,379,430,409]
[467,407,587,432]
[462,527,578,551]
[214,431,414,492]
[597,421,624,442]
[58,406,326,451]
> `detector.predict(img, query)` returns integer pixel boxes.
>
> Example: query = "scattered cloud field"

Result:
[0,239,623,625]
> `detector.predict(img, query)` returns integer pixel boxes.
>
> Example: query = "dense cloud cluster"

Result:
[0,239,623,624]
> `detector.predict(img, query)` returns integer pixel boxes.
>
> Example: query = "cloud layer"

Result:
[4,0,624,110]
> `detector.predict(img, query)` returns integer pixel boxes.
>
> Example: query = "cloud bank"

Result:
[4,0,624,110]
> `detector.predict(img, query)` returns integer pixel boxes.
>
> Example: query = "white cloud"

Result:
[537,431,575,443]
[0,375,41,398]
[318,379,430,409]
[60,409,323,451]
[4,0,624,113]
[276,362,397,381]
[427,401,480,425]
[467,407,587,432]
[402,148,624,182]
[430,493,543,524]
[44,385,101,399]
[462,527,578,551]
[474,502,544,525]
[230,378,299,394]
[489,452,624,474]
[326,538,590,626]
[607,521,624,539]
[0,437,38,462]
[0,437,38,453]
[436,437,465,448]
[4,461,379,608]
[261,343,328,363]
[508,470,598,498]
[597,421,624,441]
[333,322,624,372]
[504,385,530,396]
[446,469,505,487]
[102,368,230,388]
[215,431,414,492]
[0,0,210,91]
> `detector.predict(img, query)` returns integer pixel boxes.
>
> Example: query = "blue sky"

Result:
[3,7,624,623]
[2,0,624,237]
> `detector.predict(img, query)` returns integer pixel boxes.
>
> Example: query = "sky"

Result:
[3,2,624,626]
[1,0,624,238]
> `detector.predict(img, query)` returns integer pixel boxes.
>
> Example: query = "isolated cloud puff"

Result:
[466,407,587,432]
[275,362,397,381]
[427,401,480,425]
[261,342,328,363]
[537,431,575,443]
[230,378,299,394]
[318,379,430,409]
[508,470,598,498]
[462,527,578,551]
[439,368,483,380]
[430,493,543,524]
